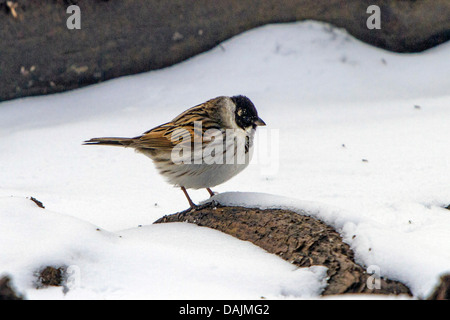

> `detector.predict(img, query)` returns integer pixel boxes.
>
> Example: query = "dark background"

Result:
[1,0,449,102]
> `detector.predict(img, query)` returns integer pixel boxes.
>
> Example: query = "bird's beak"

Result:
[255,117,266,126]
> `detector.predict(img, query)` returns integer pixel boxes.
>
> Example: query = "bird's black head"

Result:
[231,95,266,130]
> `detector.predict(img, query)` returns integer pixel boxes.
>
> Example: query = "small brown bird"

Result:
[84,95,265,208]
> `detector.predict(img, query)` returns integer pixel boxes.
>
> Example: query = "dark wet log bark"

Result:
[1,0,449,102]
[155,203,412,296]
[428,275,450,300]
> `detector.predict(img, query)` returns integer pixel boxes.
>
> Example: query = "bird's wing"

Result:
[132,123,181,150]
[133,99,224,151]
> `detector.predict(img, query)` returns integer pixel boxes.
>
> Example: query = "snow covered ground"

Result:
[0,21,449,299]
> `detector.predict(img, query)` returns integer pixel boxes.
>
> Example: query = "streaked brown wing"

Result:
[133,123,179,150]
[133,98,224,151]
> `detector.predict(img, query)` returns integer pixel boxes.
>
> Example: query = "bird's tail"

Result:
[83,137,135,147]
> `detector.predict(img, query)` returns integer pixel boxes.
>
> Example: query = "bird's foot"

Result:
[176,201,219,219]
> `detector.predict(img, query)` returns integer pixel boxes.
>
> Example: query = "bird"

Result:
[83,95,266,209]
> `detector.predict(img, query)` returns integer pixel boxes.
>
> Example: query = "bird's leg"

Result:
[206,188,215,198]
[181,186,196,209]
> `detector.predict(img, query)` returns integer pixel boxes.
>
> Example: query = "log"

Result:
[1,0,449,102]
[427,275,450,300]
[155,202,412,296]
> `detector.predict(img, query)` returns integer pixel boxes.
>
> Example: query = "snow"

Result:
[1,20,449,299]
[0,196,327,299]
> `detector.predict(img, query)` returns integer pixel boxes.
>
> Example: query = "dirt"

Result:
[34,266,67,289]
[29,196,45,209]
[0,276,23,300]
